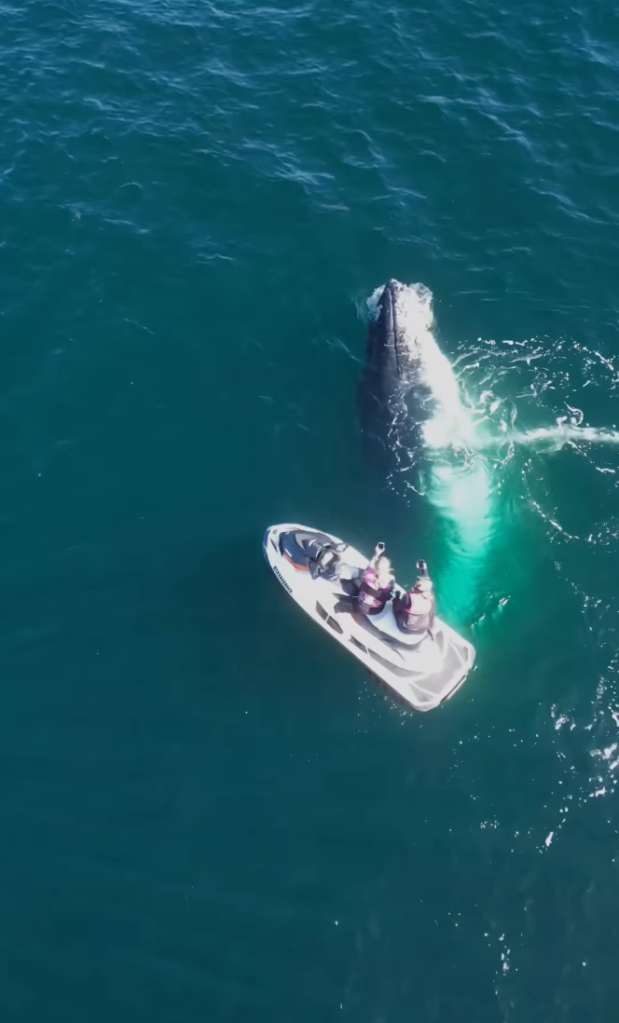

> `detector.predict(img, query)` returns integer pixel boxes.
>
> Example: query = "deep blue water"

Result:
[3,1,619,1020]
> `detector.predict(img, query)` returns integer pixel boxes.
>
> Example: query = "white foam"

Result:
[366,286,384,322]
[508,425,619,450]
[426,421,619,453]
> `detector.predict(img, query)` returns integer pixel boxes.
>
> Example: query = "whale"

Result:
[357,279,494,624]
[357,279,619,626]
[358,279,474,483]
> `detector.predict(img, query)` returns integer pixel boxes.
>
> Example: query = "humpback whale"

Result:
[358,279,473,482]
[357,279,619,625]
[357,279,493,623]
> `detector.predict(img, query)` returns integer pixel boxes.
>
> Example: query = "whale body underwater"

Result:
[357,280,495,624]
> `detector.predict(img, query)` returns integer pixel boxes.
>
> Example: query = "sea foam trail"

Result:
[510,425,619,450]
[428,424,619,454]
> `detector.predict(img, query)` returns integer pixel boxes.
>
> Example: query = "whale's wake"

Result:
[478,424,619,452]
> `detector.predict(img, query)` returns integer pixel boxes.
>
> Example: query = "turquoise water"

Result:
[3,1,619,1019]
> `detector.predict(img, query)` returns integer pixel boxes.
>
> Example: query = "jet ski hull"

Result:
[263,524,475,711]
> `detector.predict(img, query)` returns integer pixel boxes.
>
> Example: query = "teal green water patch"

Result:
[425,454,498,626]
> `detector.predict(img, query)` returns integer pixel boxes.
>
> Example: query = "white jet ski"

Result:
[263,524,475,712]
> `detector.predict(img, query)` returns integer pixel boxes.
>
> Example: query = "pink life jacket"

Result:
[358,568,393,614]
[400,589,434,633]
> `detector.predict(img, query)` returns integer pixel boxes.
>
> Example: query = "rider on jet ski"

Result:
[357,543,395,616]
[393,561,436,634]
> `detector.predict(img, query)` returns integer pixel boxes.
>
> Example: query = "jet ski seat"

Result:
[280,530,347,581]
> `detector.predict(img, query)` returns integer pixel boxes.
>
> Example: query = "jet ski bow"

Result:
[263,524,475,711]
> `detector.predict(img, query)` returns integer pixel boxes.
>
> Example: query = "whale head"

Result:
[359,280,474,470]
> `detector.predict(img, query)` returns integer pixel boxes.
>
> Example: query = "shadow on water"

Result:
[145,532,372,717]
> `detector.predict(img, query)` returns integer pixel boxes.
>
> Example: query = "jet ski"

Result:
[262,524,475,712]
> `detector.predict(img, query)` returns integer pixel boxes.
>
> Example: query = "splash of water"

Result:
[505,425,619,451]
[425,421,619,454]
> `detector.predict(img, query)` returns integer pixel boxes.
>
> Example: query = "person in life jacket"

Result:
[394,560,436,635]
[357,543,395,616]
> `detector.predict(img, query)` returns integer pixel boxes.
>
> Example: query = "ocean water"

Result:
[2,0,619,1020]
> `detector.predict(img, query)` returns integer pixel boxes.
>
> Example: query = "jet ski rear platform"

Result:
[263,524,475,712]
